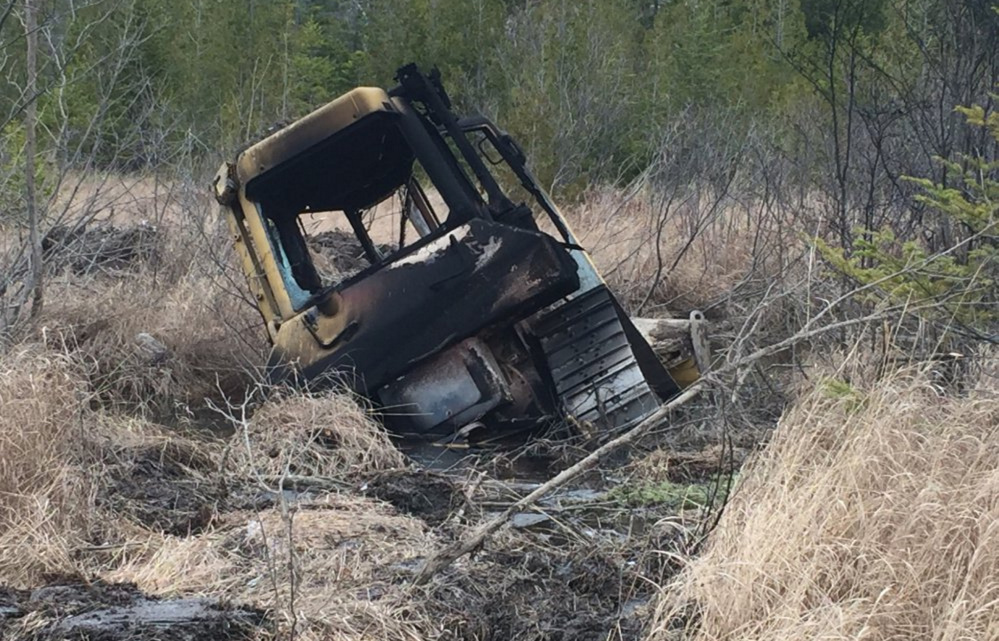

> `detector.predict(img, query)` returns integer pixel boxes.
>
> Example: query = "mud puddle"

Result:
[360,469,463,526]
[419,519,674,641]
[397,438,557,481]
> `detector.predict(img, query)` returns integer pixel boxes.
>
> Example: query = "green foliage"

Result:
[4,0,988,207]
[495,0,645,191]
[648,0,789,113]
[609,474,734,510]
[819,377,867,412]
[801,0,887,40]
[30,0,802,188]
[819,105,999,329]
[0,122,55,226]
[287,12,365,116]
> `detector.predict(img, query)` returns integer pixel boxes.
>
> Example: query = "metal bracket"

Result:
[303,312,359,350]
[689,310,711,375]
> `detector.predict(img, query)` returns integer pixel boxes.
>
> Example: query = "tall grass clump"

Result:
[229,389,406,480]
[651,354,999,640]
[0,347,94,585]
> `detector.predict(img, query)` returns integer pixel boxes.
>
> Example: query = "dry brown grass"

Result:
[0,180,270,591]
[0,347,95,585]
[649,353,999,641]
[0,342,432,639]
[0,181,447,639]
[230,390,406,480]
[107,493,436,641]
[12,177,987,641]
[567,187,800,314]
[0,343,235,587]
[0,184,438,639]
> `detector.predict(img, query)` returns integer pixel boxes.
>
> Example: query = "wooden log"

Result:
[633,313,717,374]
[633,315,696,369]
[689,310,712,374]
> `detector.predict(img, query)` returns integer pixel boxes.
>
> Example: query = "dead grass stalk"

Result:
[228,390,406,480]
[650,353,999,640]
[0,347,94,586]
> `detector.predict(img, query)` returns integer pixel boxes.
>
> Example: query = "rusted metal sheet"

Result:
[276,218,579,396]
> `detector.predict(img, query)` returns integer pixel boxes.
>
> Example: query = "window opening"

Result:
[458,123,577,246]
[256,168,448,312]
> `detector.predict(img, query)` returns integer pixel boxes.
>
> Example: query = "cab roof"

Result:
[237,87,414,215]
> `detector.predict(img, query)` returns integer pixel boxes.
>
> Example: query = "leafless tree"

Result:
[23,0,40,320]
[0,0,152,340]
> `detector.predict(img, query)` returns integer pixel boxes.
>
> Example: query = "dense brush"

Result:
[651,354,999,641]
[0,347,94,585]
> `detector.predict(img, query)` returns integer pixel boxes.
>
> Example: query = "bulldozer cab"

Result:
[214,64,685,440]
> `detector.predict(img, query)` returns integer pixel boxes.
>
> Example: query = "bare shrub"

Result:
[650,352,999,640]
[570,186,783,314]
[566,121,814,323]
[38,219,263,412]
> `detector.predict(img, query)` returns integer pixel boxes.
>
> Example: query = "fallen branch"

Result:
[413,383,703,584]
[414,298,928,584]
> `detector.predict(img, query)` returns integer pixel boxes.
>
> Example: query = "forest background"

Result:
[4,0,999,341]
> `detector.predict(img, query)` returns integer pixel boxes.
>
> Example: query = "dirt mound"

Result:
[43,222,161,275]
[0,580,264,641]
[362,469,463,526]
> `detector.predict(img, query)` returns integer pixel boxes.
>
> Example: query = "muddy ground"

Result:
[0,581,265,641]
[1,417,739,641]
[1,222,751,641]
[10,434,736,641]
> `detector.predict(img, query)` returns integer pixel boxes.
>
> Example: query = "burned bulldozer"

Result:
[214,64,693,440]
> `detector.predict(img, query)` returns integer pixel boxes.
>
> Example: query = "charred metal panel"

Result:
[534,286,675,430]
[378,338,509,434]
[287,218,579,394]
[222,64,696,437]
